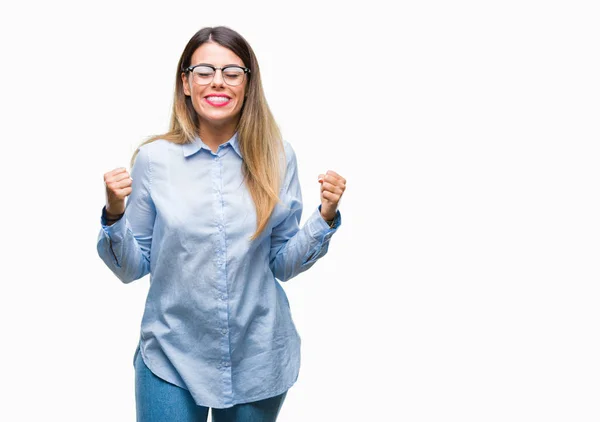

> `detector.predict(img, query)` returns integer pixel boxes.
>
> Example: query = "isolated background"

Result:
[1,0,599,421]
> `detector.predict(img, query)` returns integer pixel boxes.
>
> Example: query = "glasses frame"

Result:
[183,64,251,86]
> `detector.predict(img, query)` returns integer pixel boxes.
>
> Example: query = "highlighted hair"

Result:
[131,26,283,240]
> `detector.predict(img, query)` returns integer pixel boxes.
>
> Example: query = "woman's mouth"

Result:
[204,96,232,107]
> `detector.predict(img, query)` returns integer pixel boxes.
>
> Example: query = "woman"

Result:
[97,26,346,421]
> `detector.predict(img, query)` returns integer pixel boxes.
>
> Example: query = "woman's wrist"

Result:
[320,213,336,228]
[320,212,335,221]
[103,205,125,221]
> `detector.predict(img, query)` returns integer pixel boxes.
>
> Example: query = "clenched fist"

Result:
[104,167,133,215]
[318,170,346,222]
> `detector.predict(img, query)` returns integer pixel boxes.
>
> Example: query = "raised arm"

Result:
[96,146,156,283]
[269,144,342,282]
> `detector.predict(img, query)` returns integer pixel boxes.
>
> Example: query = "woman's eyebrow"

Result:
[191,63,244,67]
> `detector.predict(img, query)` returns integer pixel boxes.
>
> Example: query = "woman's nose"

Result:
[212,69,225,87]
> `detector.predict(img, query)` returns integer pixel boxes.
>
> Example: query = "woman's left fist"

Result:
[318,170,346,221]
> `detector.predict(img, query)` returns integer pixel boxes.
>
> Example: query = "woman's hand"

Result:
[104,167,133,215]
[318,170,346,222]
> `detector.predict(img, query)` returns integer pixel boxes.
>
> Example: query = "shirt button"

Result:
[218,224,224,231]
[222,361,230,368]
[222,328,227,335]
[220,295,226,301]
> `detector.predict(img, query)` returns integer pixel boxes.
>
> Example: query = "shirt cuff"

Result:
[100,206,127,241]
[307,205,342,239]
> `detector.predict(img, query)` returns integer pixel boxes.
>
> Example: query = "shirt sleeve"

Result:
[96,145,156,283]
[269,144,342,282]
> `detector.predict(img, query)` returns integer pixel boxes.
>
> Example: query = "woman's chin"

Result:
[199,113,239,127]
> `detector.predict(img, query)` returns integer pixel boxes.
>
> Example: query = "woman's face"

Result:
[182,42,248,129]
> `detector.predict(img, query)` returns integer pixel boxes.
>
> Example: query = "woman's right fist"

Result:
[104,167,133,215]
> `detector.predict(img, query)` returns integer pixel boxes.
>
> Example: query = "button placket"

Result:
[214,151,231,377]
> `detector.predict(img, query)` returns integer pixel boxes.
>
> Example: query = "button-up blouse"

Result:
[96,133,341,408]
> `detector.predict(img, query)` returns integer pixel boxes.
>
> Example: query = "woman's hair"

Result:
[131,26,284,240]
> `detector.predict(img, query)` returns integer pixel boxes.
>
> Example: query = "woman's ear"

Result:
[181,72,191,96]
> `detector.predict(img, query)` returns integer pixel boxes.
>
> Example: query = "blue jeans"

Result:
[134,348,287,422]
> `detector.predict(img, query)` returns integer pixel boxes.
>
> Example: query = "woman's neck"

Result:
[198,120,238,153]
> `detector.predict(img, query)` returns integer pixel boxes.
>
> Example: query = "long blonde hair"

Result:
[131,27,283,240]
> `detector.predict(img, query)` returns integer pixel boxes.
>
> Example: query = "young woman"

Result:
[97,26,346,421]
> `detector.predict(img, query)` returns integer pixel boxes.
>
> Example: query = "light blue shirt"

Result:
[96,133,341,408]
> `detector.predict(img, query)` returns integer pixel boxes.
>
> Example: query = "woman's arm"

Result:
[96,146,156,283]
[269,143,342,282]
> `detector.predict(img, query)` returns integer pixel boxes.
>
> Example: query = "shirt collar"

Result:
[182,132,242,159]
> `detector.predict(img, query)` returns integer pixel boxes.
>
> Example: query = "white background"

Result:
[1,0,599,421]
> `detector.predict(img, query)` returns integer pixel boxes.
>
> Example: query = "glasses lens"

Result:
[192,66,215,85]
[223,67,245,86]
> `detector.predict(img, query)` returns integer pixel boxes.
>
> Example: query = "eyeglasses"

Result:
[184,64,251,87]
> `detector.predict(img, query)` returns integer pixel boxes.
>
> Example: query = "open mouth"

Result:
[205,96,232,107]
